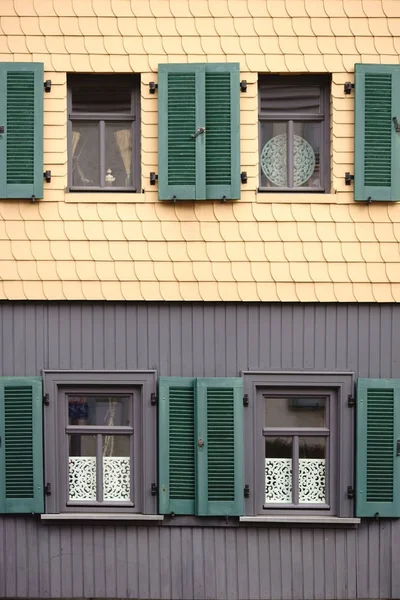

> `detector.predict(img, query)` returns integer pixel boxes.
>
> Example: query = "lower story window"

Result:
[264,394,330,507]
[43,371,157,515]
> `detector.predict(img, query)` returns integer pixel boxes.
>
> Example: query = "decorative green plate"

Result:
[261,134,315,187]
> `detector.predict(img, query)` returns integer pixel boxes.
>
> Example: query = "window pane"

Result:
[70,75,133,113]
[265,397,326,428]
[68,395,131,426]
[68,434,96,501]
[71,122,99,186]
[105,123,132,187]
[103,435,131,501]
[259,121,287,188]
[294,122,321,187]
[259,81,322,115]
[265,437,292,503]
[299,437,326,504]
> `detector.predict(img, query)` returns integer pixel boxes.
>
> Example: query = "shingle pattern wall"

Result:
[0,0,400,302]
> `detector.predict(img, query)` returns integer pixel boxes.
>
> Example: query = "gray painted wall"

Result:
[0,302,400,600]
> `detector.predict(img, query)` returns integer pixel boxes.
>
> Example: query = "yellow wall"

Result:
[0,0,400,302]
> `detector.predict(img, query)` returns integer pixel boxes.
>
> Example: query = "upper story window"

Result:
[68,74,140,192]
[258,75,331,193]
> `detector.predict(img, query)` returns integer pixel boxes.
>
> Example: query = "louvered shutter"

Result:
[0,63,44,200]
[356,378,400,517]
[0,377,44,514]
[158,377,196,514]
[196,378,244,516]
[354,64,400,202]
[158,63,240,201]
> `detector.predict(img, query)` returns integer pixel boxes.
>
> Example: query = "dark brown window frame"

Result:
[258,74,331,193]
[67,74,141,193]
[243,371,355,518]
[43,371,157,515]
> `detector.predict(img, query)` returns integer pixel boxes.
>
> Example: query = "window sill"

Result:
[240,516,360,525]
[41,513,164,521]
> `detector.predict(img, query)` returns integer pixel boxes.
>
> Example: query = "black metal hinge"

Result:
[243,394,249,407]
[240,80,247,92]
[43,393,50,406]
[241,171,248,184]
[345,172,354,185]
[149,82,158,94]
[44,170,51,183]
[244,485,250,498]
[347,486,355,499]
[344,82,354,95]
[348,394,355,407]
[150,172,158,185]
[151,392,157,406]
[45,483,52,495]
[44,80,51,93]
[151,483,158,496]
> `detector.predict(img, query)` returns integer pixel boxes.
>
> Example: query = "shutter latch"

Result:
[191,127,205,139]
[393,117,400,133]
[149,82,158,94]
[43,170,51,183]
[345,172,354,186]
[150,172,158,185]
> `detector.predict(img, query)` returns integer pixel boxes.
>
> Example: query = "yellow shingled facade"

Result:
[0,0,400,302]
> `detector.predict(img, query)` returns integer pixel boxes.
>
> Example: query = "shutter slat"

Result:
[0,377,44,514]
[354,64,400,202]
[0,63,44,199]
[196,377,244,516]
[356,378,400,518]
[158,377,196,515]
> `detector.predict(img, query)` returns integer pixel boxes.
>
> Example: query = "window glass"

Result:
[68,395,131,426]
[68,434,97,501]
[299,437,326,504]
[265,436,292,503]
[102,435,131,501]
[105,123,132,187]
[71,122,100,187]
[265,396,326,428]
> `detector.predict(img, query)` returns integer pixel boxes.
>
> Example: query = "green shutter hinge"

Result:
[44,80,51,93]
[348,394,355,407]
[344,82,354,95]
[151,392,157,406]
[345,172,354,186]
[43,393,50,406]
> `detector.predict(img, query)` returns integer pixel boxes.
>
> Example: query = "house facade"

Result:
[1,1,400,598]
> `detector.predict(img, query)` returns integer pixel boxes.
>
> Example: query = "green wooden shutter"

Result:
[0,63,44,200]
[158,377,196,514]
[196,378,244,516]
[158,63,240,201]
[356,378,400,517]
[0,377,44,513]
[205,64,240,200]
[354,64,400,202]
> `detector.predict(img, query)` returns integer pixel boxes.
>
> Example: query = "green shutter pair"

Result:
[356,378,400,518]
[158,377,244,516]
[0,63,44,200]
[355,64,400,201]
[158,63,240,201]
[0,377,43,513]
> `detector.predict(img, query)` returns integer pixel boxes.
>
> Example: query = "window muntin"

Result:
[263,394,331,508]
[68,74,140,192]
[258,75,330,193]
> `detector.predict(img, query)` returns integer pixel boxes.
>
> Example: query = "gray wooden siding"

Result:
[0,302,400,600]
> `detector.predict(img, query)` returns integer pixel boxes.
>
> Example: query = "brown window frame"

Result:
[258,74,331,193]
